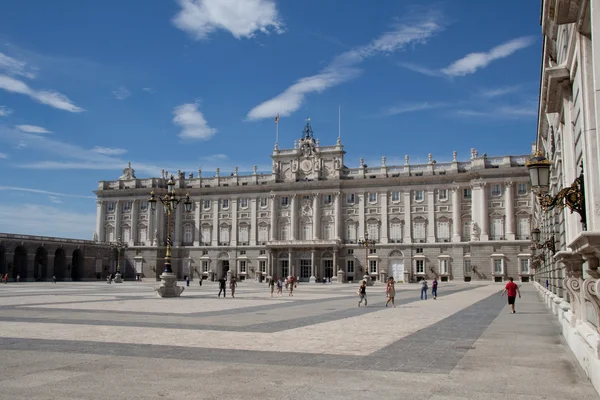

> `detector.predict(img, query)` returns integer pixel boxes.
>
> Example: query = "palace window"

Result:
[415,247,423,254]
[391,191,400,202]
[202,261,209,272]
[240,198,248,208]
[490,218,504,240]
[279,224,289,240]
[323,194,333,205]
[367,222,379,241]
[238,225,249,244]
[346,224,357,242]
[259,260,266,273]
[106,202,115,213]
[220,225,230,244]
[369,260,377,274]
[463,259,471,273]
[463,188,472,199]
[462,219,471,240]
[416,259,425,274]
[368,192,377,203]
[260,197,268,208]
[203,200,211,210]
[122,226,131,243]
[201,226,211,244]
[347,260,354,274]
[323,223,333,240]
[518,183,528,195]
[389,222,401,241]
[259,250,266,255]
[301,224,312,240]
[280,196,289,206]
[520,259,530,274]
[239,261,247,273]
[202,250,208,255]
[438,189,448,200]
[139,225,147,243]
[437,221,450,240]
[369,248,376,254]
[183,225,193,245]
[491,184,502,197]
[439,259,449,275]
[493,259,504,275]
[346,193,355,204]
[413,221,426,241]
[123,201,131,212]
[258,225,269,242]
[221,199,229,210]
[414,190,424,201]
[517,218,530,240]
[140,201,148,211]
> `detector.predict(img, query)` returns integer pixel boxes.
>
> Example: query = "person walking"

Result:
[420,279,428,300]
[501,277,521,314]
[288,276,295,297]
[432,278,438,300]
[358,280,367,307]
[385,277,396,308]
[52,275,56,284]
[276,277,283,297]
[269,277,275,297]
[218,276,227,298]
[230,276,237,298]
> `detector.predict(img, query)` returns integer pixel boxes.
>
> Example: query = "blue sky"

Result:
[0,0,540,239]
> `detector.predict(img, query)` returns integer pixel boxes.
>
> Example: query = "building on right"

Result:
[534,0,600,393]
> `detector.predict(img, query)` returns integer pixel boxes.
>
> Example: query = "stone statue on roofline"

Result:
[119,162,136,180]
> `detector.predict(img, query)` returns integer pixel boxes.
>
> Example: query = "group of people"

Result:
[269,276,296,297]
[217,275,237,298]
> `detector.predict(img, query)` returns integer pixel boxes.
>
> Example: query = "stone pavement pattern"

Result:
[0,281,597,400]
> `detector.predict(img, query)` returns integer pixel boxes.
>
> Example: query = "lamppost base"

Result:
[363,274,374,286]
[114,273,123,283]
[155,272,185,298]
[309,275,316,283]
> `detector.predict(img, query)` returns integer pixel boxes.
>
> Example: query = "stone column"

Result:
[290,194,298,240]
[480,183,488,241]
[115,200,121,241]
[310,249,316,282]
[250,197,257,245]
[381,192,388,244]
[96,200,105,242]
[231,198,238,246]
[358,192,365,240]
[148,200,155,246]
[193,200,200,246]
[173,202,182,246]
[451,186,461,243]
[505,181,515,240]
[288,250,293,278]
[403,192,412,243]
[131,199,138,246]
[312,193,320,239]
[334,191,342,240]
[212,199,219,246]
[427,190,435,243]
[270,194,277,241]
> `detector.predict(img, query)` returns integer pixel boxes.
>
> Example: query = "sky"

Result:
[0,0,541,240]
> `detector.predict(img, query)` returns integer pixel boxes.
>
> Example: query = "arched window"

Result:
[258,223,269,243]
[183,224,194,245]
[389,219,402,241]
[220,224,230,244]
[345,221,357,242]
[201,224,211,244]
[413,218,426,242]
[238,223,249,244]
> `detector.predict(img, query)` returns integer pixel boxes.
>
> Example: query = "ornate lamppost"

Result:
[526,150,587,229]
[110,236,128,283]
[358,231,376,286]
[530,227,556,255]
[148,174,192,298]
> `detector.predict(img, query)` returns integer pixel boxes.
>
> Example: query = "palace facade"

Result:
[95,121,533,283]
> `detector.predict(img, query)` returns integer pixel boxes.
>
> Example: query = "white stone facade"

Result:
[94,121,532,284]
[535,0,600,395]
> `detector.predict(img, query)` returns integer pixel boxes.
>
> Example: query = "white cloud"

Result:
[453,104,537,119]
[247,14,442,120]
[48,196,63,204]
[382,102,449,116]
[112,86,131,100]
[397,62,441,77]
[0,186,96,199]
[0,105,13,117]
[172,0,284,40]
[0,203,96,239]
[173,102,217,140]
[479,85,522,98]
[16,124,51,134]
[0,51,37,79]
[92,146,127,156]
[0,74,84,112]
[142,87,155,93]
[0,152,7,159]
[441,36,536,77]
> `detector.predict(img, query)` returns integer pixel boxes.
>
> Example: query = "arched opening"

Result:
[0,245,6,276]
[34,247,48,281]
[12,246,28,280]
[71,249,84,281]
[54,248,66,281]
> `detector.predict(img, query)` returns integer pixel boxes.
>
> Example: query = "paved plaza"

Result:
[0,280,597,400]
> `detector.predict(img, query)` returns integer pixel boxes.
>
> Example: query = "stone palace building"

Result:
[94,121,533,284]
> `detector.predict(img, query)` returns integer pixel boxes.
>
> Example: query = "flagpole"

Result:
[275,113,279,149]
[338,105,341,140]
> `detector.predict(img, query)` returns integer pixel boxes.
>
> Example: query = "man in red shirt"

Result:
[501,277,521,314]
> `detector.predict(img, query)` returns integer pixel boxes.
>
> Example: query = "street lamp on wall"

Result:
[358,231,376,286]
[109,236,128,283]
[526,150,587,230]
[148,174,192,298]
[530,227,556,255]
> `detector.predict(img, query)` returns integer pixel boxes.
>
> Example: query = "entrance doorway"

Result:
[300,259,311,281]
[220,260,229,279]
[280,260,289,278]
[324,259,333,279]
[390,259,404,282]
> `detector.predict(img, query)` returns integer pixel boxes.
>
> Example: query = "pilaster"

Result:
[312,193,321,240]
[193,200,200,246]
[131,199,138,246]
[381,192,388,244]
[231,198,238,246]
[212,199,219,246]
[403,191,412,243]
[115,200,121,241]
[96,200,105,242]
[174,202,182,247]
[250,197,257,245]
[148,200,155,246]
[451,186,461,242]
[270,193,277,241]
[427,190,435,243]
[334,191,342,240]
[505,181,516,240]
[358,192,365,240]
[310,249,316,282]
[290,194,297,240]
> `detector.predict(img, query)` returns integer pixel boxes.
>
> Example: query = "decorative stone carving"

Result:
[564,277,582,325]
[470,222,480,241]
[152,229,158,246]
[453,151,457,162]
[119,162,136,180]
[405,155,409,165]
[92,232,98,242]
[272,159,279,173]
[583,278,600,332]
[382,156,386,167]
[334,157,341,170]
[178,170,185,179]
[291,160,299,172]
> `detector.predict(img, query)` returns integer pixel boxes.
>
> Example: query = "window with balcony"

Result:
[346,224,357,242]
[203,200,211,210]
[238,225,249,244]
[183,224,193,245]
[279,224,289,240]
[260,197,268,208]
[323,194,332,205]
[323,223,333,240]
[462,219,471,240]
[416,259,424,274]
[139,225,147,243]
[301,223,312,240]
[258,224,269,243]
[346,193,355,204]
[367,222,379,241]
[437,221,450,241]
[517,183,528,195]
[414,190,424,201]
[240,198,248,208]
[463,188,472,199]
[389,222,402,242]
[391,191,400,202]
[490,218,504,240]
[221,199,229,210]
[438,189,448,200]
[280,196,289,206]
[122,225,131,243]
[201,225,211,244]
[368,192,377,203]
[413,220,426,242]
[219,225,230,244]
[491,184,502,197]
[517,218,530,240]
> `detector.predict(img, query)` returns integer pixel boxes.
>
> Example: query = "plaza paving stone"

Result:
[0,281,597,399]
